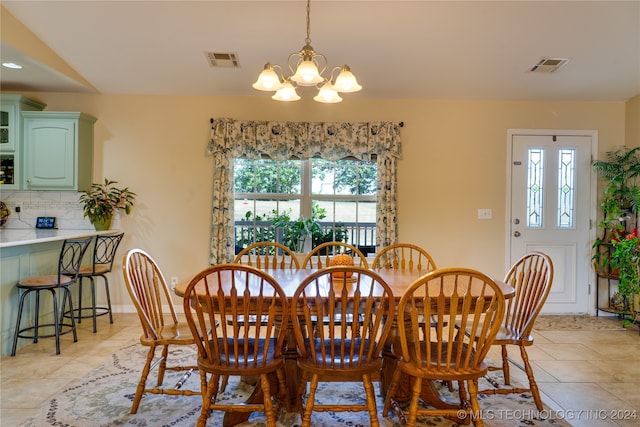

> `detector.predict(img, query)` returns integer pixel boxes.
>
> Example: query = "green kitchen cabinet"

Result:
[22,111,96,190]
[0,95,46,189]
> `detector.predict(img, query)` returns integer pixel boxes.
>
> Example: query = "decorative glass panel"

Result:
[527,148,544,228]
[557,148,576,228]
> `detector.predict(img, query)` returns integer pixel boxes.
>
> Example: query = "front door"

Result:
[508,130,596,314]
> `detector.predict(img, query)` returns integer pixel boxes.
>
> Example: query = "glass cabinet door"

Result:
[0,104,15,151]
[0,153,15,185]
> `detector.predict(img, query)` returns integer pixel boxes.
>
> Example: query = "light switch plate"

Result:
[477,209,492,220]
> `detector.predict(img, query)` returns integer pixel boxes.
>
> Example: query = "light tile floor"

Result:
[1,313,639,426]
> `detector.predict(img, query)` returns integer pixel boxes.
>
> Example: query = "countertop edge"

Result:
[0,229,118,248]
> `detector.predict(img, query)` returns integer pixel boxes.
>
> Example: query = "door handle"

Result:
[513,231,521,237]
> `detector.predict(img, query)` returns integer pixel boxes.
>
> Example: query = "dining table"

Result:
[174,266,515,426]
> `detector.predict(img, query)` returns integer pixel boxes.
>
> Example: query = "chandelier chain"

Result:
[305,0,311,46]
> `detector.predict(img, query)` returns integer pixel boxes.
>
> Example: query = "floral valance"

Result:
[207,118,402,161]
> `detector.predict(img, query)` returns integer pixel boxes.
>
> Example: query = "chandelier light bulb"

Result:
[314,83,342,103]
[291,58,324,86]
[333,65,362,93]
[252,63,282,91]
[272,81,301,101]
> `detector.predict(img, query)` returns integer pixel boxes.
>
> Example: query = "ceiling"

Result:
[1,1,639,102]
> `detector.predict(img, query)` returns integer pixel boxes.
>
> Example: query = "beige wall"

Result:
[4,92,629,310]
[626,95,640,147]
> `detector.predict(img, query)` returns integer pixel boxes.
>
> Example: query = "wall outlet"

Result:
[477,208,493,220]
[170,276,178,289]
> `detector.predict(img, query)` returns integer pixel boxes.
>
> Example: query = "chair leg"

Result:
[131,345,156,414]
[100,274,114,324]
[501,345,510,385]
[260,373,277,427]
[362,373,380,427]
[34,290,41,343]
[90,277,97,333]
[11,290,30,356]
[468,378,484,427]
[158,345,169,386]
[301,374,319,427]
[406,376,423,427]
[51,289,61,355]
[520,345,543,410]
[62,286,78,343]
[77,277,84,323]
[198,374,216,427]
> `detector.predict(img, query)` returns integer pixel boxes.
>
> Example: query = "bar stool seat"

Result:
[11,238,92,356]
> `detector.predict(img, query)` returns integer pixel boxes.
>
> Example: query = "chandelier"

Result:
[252,0,362,103]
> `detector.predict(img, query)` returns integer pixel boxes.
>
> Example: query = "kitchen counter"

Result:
[1,228,121,356]
[0,229,115,248]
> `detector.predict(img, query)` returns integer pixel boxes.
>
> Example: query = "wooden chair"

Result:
[302,242,370,336]
[11,238,92,356]
[291,266,395,427]
[372,243,436,273]
[233,241,300,270]
[301,241,369,269]
[383,268,505,427]
[122,248,200,414]
[373,243,440,330]
[71,232,124,332]
[182,264,289,427]
[478,251,553,410]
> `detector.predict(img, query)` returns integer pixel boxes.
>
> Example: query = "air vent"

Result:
[204,51,240,68]
[528,57,570,73]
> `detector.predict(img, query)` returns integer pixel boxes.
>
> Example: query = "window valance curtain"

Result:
[207,118,403,264]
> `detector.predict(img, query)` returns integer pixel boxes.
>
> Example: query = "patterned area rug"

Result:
[534,314,638,331]
[21,343,571,427]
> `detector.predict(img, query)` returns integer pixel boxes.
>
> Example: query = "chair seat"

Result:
[493,325,534,345]
[18,274,75,288]
[302,338,376,365]
[401,341,487,379]
[138,321,196,346]
[198,338,283,376]
[78,264,110,275]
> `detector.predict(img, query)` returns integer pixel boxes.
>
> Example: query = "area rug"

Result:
[534,314,638,331]
[21,343,570,427]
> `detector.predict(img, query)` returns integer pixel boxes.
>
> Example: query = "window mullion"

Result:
[301,159,312,218]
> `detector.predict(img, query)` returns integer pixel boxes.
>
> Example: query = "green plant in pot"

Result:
[610,228,640,324]
[79,179,136,230]
[592,146,640,270]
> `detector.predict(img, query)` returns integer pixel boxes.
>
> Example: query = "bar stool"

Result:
[71,233,124,333]
[11,237,92,356]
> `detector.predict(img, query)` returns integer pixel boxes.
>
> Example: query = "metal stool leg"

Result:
[11,290,30,356]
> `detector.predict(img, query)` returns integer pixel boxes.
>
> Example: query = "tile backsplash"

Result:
[0,190,93,230]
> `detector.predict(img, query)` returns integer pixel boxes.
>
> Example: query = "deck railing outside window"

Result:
[234,221,376,256]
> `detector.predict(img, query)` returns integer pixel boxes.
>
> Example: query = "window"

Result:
[207,118,401,264]
[234,157,377,254]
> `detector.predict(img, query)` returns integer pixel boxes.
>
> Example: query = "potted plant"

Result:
[610,228,640,318]
[592,147,640,273]
[79,179,136,230]
[593,147,640,233]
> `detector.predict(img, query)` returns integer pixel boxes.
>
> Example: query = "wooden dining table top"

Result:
[174,267,515,300]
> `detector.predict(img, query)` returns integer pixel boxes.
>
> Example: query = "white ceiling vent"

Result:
[205,51,240,68]
[528,57,570,73]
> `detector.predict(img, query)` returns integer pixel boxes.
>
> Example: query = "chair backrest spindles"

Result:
[183,264,288,369]
[372,243,436,273]
[398,268,505,373]
[302,241,369,269]
[234,241,300,270]
[503,251,554,340]
[123,249,179,341]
